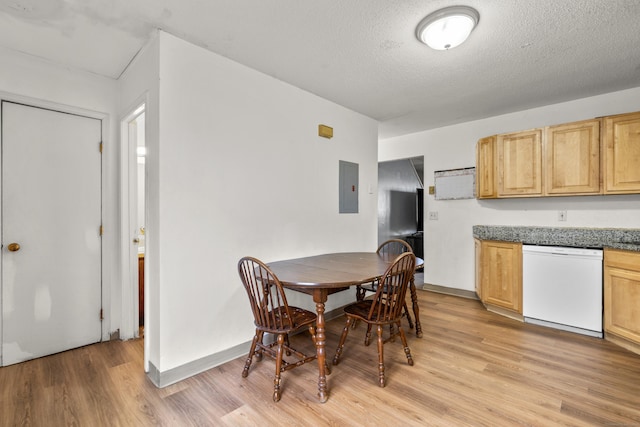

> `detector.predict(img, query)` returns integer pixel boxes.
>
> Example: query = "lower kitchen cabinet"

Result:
[476,240,522,315]
[604,249,640,348]
[474,238,482,300]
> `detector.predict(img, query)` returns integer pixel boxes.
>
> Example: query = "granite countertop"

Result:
[472,225,640,252]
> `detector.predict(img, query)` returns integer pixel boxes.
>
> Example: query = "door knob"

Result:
[133,238,140,244]
[7,243,21,252]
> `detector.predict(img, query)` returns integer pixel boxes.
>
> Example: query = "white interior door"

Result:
[1,101,102,366]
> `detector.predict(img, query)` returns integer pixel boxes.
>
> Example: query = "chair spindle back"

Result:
[367,252,416,322]
[376,239,413,260]
[238,257,294,333]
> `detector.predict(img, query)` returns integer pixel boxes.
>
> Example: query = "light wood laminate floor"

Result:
[2,291,640,426]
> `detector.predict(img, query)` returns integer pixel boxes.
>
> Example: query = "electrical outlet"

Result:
[428,211,438,220]
[558,210,567,221]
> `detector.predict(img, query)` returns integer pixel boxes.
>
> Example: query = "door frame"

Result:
[119,95,147,348]
[0,91,109,360]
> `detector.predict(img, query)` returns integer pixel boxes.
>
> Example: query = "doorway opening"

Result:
[378,156,424,277]
[132,110,146,335]
[121,102,146,343]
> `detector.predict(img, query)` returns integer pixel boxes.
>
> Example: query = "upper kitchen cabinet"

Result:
[544,119,600,195]
[476,135,496,199]
[497,129,543,197]
[476,109,640,199]
[603,111,640,194]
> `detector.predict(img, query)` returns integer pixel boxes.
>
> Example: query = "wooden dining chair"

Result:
[333,252,416,387]
[237,256,319,402]
[356,239,415,331]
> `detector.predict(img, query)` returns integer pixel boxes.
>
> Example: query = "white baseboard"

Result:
[146,306,346,388]
[147,340,250,388]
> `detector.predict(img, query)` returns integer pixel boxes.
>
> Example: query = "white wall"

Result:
[0,46,120,341]
[379,87,640,292]
[154,32,378,373]
[12,27,378,383]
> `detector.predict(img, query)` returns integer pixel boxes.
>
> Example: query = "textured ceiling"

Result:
[1,0,639,139]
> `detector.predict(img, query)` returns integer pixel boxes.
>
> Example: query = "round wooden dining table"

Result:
[267,252,423,403]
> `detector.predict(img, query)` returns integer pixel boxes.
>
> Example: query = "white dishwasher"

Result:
[522,245,603,338]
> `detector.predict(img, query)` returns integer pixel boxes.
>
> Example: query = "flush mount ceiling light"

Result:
[416,6,479,50]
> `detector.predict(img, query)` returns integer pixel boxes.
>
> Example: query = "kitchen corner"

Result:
[473,225,640,356]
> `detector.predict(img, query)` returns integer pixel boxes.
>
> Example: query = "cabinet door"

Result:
[476,136,497,199]
[474,238,482,299]
[481,240,522,313]
[604,249,640,344]
[604,112,640,194]
[544,119,601,195]
[497,129,542,197]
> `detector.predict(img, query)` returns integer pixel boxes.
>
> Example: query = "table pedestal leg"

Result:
[313,290,328,403]
[410,276,422,338]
